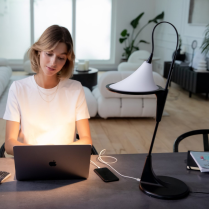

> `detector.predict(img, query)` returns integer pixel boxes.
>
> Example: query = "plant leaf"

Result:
[130,12,144,29]
[201,24,209,55]
[123,47,132,58]
[124,47,131,53]
[121,29,127,37]
[119,38,127,43]
[139,40,150,44]
[201,41,209,53]
[148,11,164,23]
[133,46,139,50]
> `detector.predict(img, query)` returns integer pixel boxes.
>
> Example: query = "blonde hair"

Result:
[28,25,75,79]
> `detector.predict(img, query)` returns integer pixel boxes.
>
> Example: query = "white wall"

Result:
[94,0,156,70]
[153,0,206,75]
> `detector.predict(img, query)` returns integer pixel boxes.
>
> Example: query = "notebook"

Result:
[187,151,200,171]
[13,145,92,180]
[190,151,209,172]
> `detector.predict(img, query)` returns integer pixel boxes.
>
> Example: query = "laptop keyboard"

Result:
[0,171,11,183]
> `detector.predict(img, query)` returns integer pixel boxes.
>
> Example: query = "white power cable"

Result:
[90,160,100,168]
[90,149,140,182]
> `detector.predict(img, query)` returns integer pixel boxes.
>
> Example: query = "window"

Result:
[0,0,30,59]
[0,0,113,62]
[34,0,73,42]
[75,0,112,60]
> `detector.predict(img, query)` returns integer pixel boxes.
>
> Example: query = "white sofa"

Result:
[23,51,34,74]
[0,58,12,97]
[118,50,160,72]
[83,86,97,117]
[92,71,165,119]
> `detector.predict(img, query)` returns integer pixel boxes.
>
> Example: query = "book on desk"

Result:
[188,151,209,172]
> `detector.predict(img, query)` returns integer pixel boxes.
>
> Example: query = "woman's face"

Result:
[39,42,68,77]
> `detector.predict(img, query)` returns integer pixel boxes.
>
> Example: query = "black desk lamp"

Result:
[106,21,189,200]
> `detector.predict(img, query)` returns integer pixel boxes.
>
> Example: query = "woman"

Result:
[4,25,92,156]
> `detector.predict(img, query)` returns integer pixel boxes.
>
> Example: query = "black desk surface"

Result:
[0,153,209,209]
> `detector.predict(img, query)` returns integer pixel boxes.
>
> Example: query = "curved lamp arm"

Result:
[147,21,179,90]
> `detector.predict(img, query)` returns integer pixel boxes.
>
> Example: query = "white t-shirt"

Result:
[3,75,90,145]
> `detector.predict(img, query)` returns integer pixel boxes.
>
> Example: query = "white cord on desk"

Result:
[90,149,141,182]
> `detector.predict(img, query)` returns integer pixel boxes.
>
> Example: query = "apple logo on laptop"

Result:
[49,160,56,166]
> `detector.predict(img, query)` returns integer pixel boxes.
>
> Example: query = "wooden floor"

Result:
[0,71,209,157]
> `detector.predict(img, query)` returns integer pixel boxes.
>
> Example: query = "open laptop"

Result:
[13,145,92,180]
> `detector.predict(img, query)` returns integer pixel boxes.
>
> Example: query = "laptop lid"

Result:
[13,145,92,180]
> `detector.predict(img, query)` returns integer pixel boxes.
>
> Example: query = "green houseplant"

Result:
[201,24,209,55]
[119,12,164,60]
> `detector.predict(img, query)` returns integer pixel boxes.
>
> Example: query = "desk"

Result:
[0,153,209,209]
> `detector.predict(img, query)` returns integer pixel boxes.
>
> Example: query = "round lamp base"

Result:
[139,176,189,200]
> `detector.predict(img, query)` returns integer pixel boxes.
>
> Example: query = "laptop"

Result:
[13,145,92,180]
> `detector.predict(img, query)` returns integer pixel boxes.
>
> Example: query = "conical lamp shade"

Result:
[109,61,159,92]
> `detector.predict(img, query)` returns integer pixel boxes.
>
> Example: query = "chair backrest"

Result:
[76,134,98,155]
[0,143,5,158]
[128,50,150,63]
[173,129,209,152]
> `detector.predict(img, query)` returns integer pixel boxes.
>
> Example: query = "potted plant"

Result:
[200,24,209,70]
[119,12,164,61]
[201,24,209,55]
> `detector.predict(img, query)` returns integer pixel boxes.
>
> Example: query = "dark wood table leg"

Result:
[189,92,192,98]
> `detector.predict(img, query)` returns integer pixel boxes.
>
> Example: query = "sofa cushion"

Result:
[0,58,8,66]
[93,71,165,99]
[0,66,12,97]
[95,96,156,119]
[83,86,97,117]
[93,86,157,118]
[24,60,34,74]
[118,63,142,71]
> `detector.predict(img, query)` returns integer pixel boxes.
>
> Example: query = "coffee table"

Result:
[71,67,98,91]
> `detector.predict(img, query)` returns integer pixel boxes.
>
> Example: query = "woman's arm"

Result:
[5,120,28,156]
[73,119,92,146]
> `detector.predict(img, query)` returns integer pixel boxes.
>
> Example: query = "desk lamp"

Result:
[106,21,190,199]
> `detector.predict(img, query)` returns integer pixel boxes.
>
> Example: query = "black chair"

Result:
[173,129,209,152]
[76,134,98,155]
[0,142,5,158]
[0,134,98,158]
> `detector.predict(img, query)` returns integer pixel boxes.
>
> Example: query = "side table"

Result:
[71,68,98,91]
